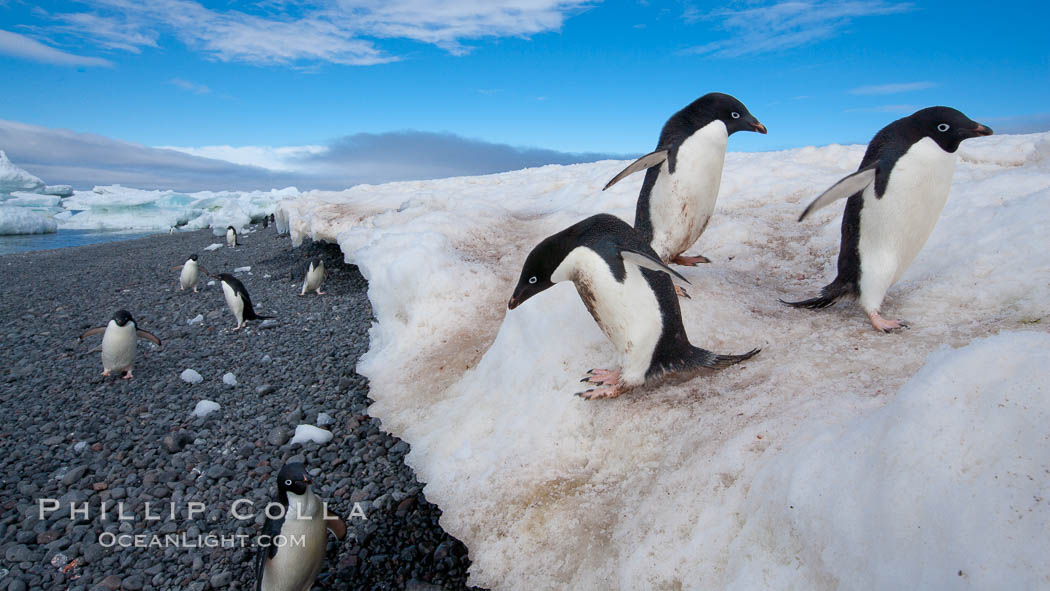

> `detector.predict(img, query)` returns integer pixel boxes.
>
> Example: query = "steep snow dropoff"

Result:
[277,133,1050,589]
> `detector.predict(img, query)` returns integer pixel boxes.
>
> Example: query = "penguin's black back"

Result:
[220,274,262,320]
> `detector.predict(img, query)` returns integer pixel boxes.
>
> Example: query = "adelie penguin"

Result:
[218,273,273,330]
[783,106,993,332]
[255,463,346,591]
[509,214,759,399]
[226,225,238,247]
[603,92,767,274]
[79,310,162,379]
[172,254,208,293]
[300,259,327,296]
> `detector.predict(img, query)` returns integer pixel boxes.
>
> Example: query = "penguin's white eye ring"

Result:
[731,112,740,119]
[528,276,538,284]
[285,480,292,486]
[937,123,950,132]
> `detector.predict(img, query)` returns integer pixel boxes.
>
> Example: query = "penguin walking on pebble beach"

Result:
[255,463,346,591]
[508,214,759,399]
[218,273,273,330]
[603,93,767,273]
[783,106,993,332]
[227,225,239,247]
[300,259,327,296]
[79,310,162,379]
[172,254,208,292]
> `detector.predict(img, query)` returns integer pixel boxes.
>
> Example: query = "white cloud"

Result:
[44,0,593,67]
[849,81,936,95]
[169,78,212,94]
[0,29,113,67]
[159,144,327,171]
[683,1,913,58]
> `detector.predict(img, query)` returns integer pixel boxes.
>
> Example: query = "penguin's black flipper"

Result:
[619,247,691,286]
[136,330,163,348]
[799,164,877,222]
[254,514,285,590]
[603,149,668,191]
[79,327,105,341]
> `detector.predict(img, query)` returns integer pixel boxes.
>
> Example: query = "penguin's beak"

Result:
[972,124,993,136]
[750,119,768,134]
[508,296,521,310]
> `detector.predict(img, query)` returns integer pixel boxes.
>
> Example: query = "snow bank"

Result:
[0,150,44,193]
[278,132,1050,589]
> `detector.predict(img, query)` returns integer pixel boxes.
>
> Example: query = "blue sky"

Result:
[1,1,1047,191]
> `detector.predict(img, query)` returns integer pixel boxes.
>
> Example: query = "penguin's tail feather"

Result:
[691,346,761,370]
[780,280,853,310]
[253,314,275,320]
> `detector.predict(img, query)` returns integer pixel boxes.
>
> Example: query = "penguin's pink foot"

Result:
[193,287,198,293]
[101,369,110,377]
[576,383,627,400]
[581,368,620,386]
[868,311,908,333]
[671,254,710,266]
[316,289,326,295]
[123,370,134,380]
[673,285,691,299]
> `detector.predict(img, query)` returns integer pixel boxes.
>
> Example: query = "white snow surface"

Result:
[289,424,333,445]
[191,399,220,417]
[0,150,44,193]
[222,372,237,386]
[277,132,1050,589]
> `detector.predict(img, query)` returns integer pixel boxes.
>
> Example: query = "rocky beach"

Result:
[0,225,480,590]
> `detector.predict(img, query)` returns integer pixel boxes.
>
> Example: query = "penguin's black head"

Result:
[692,92,767,135]
[907,106,992,153]
[112,310,134,327]
[509,235,568,310]
[276,462,311,500]
[189,254,198,261]
[227,225,236,231]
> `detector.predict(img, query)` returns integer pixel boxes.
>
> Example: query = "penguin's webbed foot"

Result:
[101,369,110,377]
[674,285,691,299]
[581,368,620,386]
[316,289,326,295]
[576,383,627,400]
[867,311,909,333]
[671,254,711,266]
[123,370,134,380]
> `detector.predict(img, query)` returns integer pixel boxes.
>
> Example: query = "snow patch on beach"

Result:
[278,132,1050,589]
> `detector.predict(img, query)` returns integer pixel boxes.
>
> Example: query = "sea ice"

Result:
[191,400,220,417]
[180,369,203,384]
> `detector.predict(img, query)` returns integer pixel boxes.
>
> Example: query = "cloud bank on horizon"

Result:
[0,119,628,192]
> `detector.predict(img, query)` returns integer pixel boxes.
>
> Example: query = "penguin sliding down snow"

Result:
[509,214,759,400]
[255,463,346,591]
[227,226,238,247]
[783,106,992,332]
[603,93,766,269]
[218,273,273,330]
[79,310,162,379]
[300,259,327,296]
[172,254,208,292]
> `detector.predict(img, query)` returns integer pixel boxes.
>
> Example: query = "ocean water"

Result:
[0,229,159,256]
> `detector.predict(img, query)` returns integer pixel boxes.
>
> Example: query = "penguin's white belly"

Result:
[552,247,663,385]
[101,322,136,372]
[180,261,198,289]
[222,282,244,324]
[303,267,323,293]
[648,122,728,261]
[858,137,957,311]
[261,512,327,591]
[227,229,236,246]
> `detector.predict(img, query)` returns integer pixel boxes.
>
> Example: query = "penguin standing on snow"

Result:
[79,310,162,379]
[300,259,327,296]
[172,254,208,292]
[227,226,238,247]
[603,93,767,269]
[783,106,993,332]
[508,214,758,399]
[255,463,346,591]
[218,273,273,330]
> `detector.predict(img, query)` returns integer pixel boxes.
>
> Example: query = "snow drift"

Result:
[284,132,1050,589]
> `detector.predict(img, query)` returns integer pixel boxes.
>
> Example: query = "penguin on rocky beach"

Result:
[603,92,767,270]
[255,462,346,591]
[218,273,273,330]
[508,214,759,399]
[79,310,162,379]
[172,254,208,292]
[227,226,239,247]
[300,259,327,296]
[783,106,993,332]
